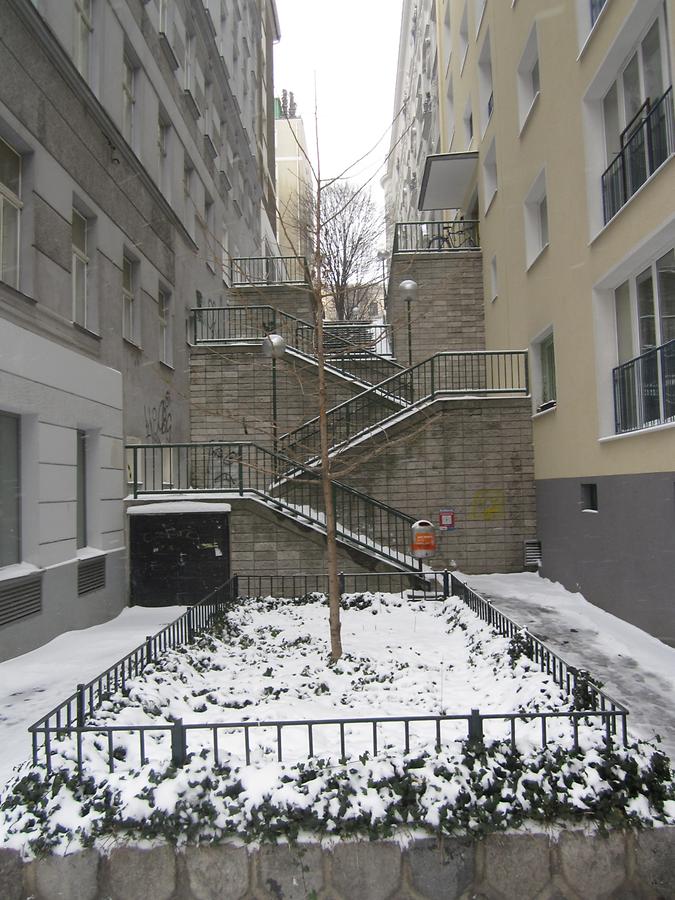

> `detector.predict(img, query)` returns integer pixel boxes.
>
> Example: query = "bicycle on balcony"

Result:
[427,218,479,250]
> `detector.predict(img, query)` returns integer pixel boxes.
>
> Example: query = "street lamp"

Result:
[377,249,389,300]
[261,333,287,454]
[399,279,418,368]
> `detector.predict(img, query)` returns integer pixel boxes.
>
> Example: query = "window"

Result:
[158,0,170,33]
[478,34,493,133]
[581,483,598,512]
[72,210,89,327]
[517,24,540,130]
[490,255,498,301]
[122,56,135,147]
[183,161,194,237]
[122,255,139,345]
[0,412,20,567]
[538,332,557,410]
[482,138,497,212]
[158,118,170,196]
[601,13,672,222]
[523,170,549,267]
[76,430,87,548]
[204,198,216,272]
[158,288,172,366]
[184,33,194,94]
[464,99,474,147]
[0,138,21,289]
[73,0,92,79]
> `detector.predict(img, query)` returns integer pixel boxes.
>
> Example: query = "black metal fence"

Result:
[602,87,674,224]
[613,337,675,433]
[28,570,629,777]
[128,442,420,571]
[393,220,480,253]
[191,305,402,387]
[229,256,310,286]
[280,350,529,460]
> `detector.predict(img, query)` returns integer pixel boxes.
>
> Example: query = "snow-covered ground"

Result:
[0,606,185,789]
[463,572,675,760]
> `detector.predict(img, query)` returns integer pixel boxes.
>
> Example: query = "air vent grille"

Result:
[0,574,42,628]
[78,556,106,596]
[524,540,542,567]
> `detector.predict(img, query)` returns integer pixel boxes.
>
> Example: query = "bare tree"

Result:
[312,181,383,322]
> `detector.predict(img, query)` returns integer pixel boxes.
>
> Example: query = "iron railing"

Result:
[280,350,529,460]
[128,442,420,570]
[191,305,402,387]
[613,337,675,433]
[28,571,628,777]
[393,220,480,253]
[28,579,234,772]
[229,256,310,286]
[602,87,674,224]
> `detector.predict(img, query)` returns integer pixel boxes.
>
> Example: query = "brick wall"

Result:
[229,284,315,323]
[330,398,536,573]
[386,252,485,366]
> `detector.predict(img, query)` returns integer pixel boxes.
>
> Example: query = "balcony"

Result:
[230,256,310,286]
[602,87,674,224]
[393,219,480,253]
[613,338,675,434]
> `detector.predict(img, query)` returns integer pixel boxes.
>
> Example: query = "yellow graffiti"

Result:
[470,488,505,521]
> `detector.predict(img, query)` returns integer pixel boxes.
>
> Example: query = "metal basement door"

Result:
[129,510,230,607]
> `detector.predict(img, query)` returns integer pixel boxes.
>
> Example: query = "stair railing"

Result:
[129,442,421,571]
[192,305,403,389]
[280,350,529,460]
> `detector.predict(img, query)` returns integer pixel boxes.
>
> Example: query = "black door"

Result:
[130,512,230,607]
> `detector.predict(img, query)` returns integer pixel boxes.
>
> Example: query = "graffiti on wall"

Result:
[470,488,505,522]
[144,391,173,443]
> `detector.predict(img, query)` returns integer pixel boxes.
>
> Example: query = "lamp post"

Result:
[261,333,287,455]
[399,279,418,368]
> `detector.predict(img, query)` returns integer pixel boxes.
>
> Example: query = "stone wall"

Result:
[331,398,536,573]
[229,285,315,323]
[386,251,485,367]
[229,499,392,576]
[4,828,673,899]
[189,345,391,448]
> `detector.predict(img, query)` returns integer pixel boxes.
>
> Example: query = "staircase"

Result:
[192,305,404,394]
[128,442,424,573]
[280,349,530,464]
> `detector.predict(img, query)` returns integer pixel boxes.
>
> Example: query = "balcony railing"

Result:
[613,338,675,433]
[393,220,480,253]
[602,87,674,224]
[230,256,310,286]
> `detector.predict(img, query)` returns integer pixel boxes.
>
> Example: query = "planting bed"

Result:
[1,592,674,854]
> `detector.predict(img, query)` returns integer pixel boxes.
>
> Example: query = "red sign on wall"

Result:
[439,509,456,531]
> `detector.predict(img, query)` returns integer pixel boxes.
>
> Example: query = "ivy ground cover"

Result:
[1,592,674,854]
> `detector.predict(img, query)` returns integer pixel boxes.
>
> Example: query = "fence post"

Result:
[485,599,493,627]
[145,635,153,665]
[338,571,345,596]
[468,708,484,743]
[186,607,195,644]
[442,569,450,599]
[171,718,187,767]
[132,445,138,499]
[230,574,239,602]
[238,445,244,495]
[76,683,86,728]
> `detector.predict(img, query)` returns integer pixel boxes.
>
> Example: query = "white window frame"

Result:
[72,209,89,328]
[531,328,557,413]
[184,33,195,94]
[523,169,549,268]
[517,24,540,132]
[73,0,92,79]
[0,138,22,290]
[122,254,140,345]
[613,247,675,360]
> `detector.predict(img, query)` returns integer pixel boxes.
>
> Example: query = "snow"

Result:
[0,605,186,789]
[461,571,675,759]
[127,502,232,515]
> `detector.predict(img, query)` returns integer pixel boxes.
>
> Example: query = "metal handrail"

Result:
[602,86,674,223]
[128,441,421,572]
[192,305,404,388]
[613,336,675,433]
[280,350,529,460]
[393,219,480,253]
[229,256,310,285]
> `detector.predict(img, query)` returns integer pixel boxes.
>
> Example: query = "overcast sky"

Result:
[273,0,404,206]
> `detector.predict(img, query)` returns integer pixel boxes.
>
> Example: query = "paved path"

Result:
[463,573,675,762]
